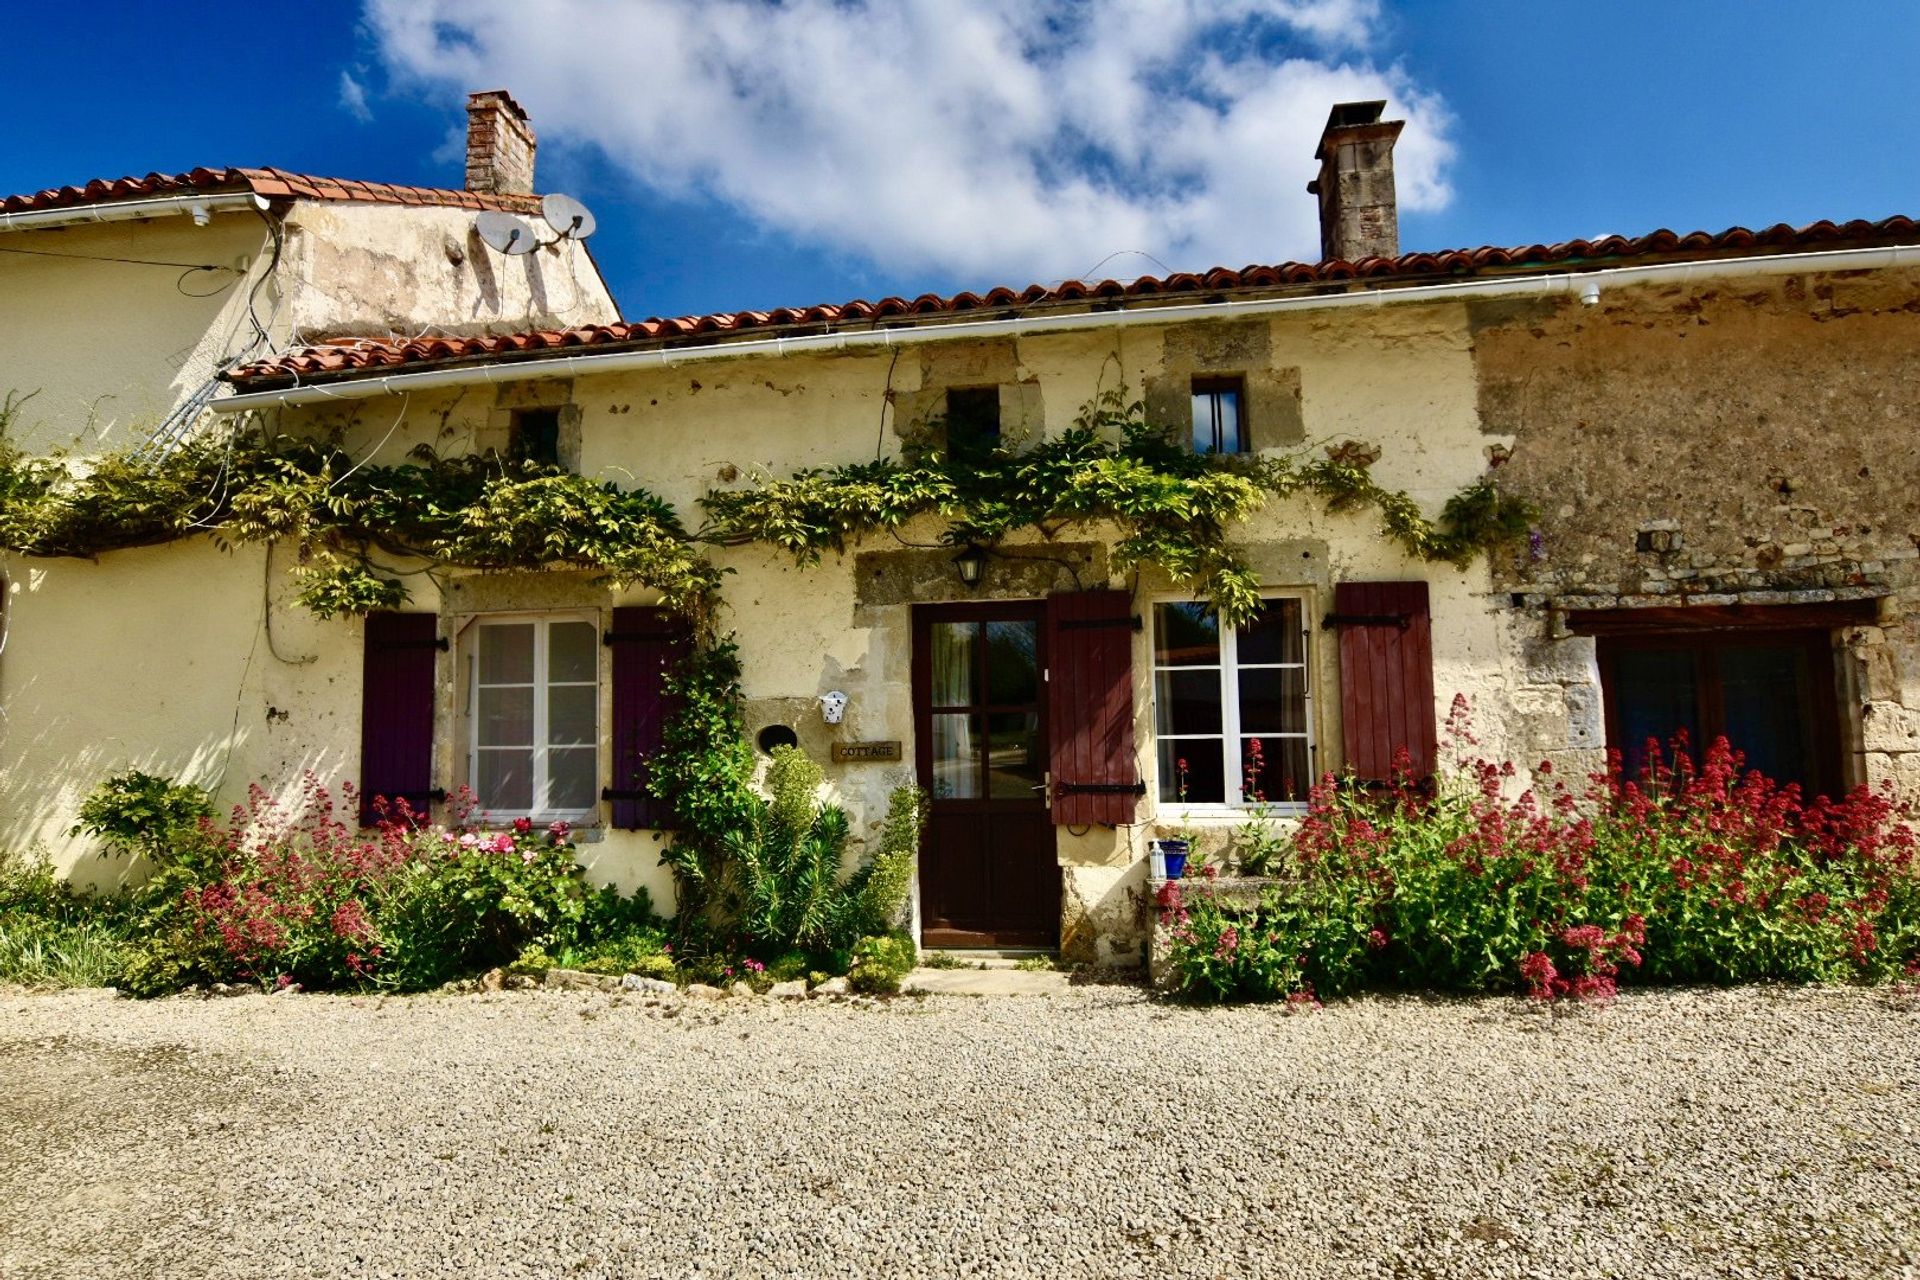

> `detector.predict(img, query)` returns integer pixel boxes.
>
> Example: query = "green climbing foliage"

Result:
[702,387,1534,626]
[0,424,720,619]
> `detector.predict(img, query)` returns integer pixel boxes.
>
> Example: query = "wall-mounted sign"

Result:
[831,740,903,764]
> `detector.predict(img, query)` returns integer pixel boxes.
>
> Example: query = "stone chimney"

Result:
[465,90,537,196]
[1307,100,1404,262]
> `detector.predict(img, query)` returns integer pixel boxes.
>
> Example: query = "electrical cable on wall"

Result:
[875,346,902,461]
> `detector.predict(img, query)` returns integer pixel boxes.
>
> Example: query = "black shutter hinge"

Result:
[605,631,684,646]
[1321,613,1411,631]
[601,787,651,801]
[1055,780,1147,796]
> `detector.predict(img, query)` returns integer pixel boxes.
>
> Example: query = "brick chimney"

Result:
[1307,100,1405,262]
[465,90,537,196]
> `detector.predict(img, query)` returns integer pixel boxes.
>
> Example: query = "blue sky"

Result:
[3,2,1916,323]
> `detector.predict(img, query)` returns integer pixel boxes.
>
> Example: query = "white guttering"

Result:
[0,191,269,234]
[210,242,1920,414]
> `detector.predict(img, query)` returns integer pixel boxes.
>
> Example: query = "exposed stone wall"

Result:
[1475,267,1920,793]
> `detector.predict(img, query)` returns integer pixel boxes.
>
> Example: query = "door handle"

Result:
[1031,773,1052,805]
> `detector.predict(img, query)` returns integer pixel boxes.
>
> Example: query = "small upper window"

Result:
[510,408,562,467]
[944,387,1002,463]
[1190,378,1246,455]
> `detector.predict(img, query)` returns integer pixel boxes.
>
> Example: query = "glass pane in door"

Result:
[930,622,977,708]
[929,712,979,799]
[985,710,1043,797]
[984,621,1039,704]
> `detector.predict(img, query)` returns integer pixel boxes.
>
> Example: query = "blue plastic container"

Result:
[1156,838,1191,880]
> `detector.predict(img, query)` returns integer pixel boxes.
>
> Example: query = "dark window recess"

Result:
[944,387,1001,463]
[510,408,562,466]
[1190,377,1246,455]
[1598,630,1842,800]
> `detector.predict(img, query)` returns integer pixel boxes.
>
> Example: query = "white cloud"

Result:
[364,0,1452,285]
[338,71,375,124]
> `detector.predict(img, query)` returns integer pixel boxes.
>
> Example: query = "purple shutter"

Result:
[359,612,442,825]
[606,606,691,829]
[1046,589,1143,826]
[1332,581,1437,783]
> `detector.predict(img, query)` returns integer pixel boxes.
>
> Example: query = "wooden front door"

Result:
[913,602,1059,948]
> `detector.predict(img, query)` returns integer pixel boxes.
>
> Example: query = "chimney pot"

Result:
[466,90,537,196]
[1309,100,1404,262]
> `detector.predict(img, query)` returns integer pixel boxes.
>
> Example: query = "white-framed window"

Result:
[465,612,599,822]
[1152,595,1313,809]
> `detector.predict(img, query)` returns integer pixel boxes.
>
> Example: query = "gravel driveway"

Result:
[2,981,1916,1280]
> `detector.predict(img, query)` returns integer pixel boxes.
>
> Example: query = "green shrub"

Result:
[717,747,921,962]
[848,931,917,994]
[1160,727,1920,1004]
[72,770,214,858]
[540,886,674,975]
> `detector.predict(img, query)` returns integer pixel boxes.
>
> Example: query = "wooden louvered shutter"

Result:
[605,606,690,830]
[1331,581,1437,783]
[1046,589,1143,825]
[359,612,442,825]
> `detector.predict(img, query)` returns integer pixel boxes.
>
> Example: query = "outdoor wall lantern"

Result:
[953,543,989,588]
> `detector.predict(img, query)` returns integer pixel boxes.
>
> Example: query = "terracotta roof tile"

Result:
[223,213,1920,389]
[0,166,542,217]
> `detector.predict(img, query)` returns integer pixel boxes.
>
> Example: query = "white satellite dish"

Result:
[542,192,597,240]
[476,210,538,256]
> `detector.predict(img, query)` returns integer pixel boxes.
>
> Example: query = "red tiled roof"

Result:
[226,213,1920,388]
[0,166,541,217]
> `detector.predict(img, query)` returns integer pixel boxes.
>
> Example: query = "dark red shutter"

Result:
[359,612,441,825]
[1046,589,1142,826]
[606,606,690,830]
[1332,581,1436,783]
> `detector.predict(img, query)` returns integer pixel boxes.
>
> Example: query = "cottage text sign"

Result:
[831,740,903,764]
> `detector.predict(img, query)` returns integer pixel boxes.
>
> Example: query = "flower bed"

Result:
[1154,727,1920,1004]
[6,757,923,998]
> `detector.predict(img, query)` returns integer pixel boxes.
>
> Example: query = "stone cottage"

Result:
[4,100,1916,964]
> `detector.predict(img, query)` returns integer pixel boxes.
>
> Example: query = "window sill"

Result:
[1152,806,1306,825]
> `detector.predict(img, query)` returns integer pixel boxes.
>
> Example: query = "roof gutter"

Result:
[0,191,269,235]
[210,241,1920,414]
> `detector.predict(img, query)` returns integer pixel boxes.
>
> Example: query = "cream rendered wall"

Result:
[0,214,270,453]
[0,199,618,458]
[5,300,1528,957]
[0,540,372,889]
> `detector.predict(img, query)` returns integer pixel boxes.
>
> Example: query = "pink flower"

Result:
[513,816,534,834]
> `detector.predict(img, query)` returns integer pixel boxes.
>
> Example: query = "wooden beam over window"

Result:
[1564,598,1882,636]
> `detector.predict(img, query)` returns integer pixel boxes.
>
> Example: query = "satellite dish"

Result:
[542,192,597,240]
[476,210,538,256]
